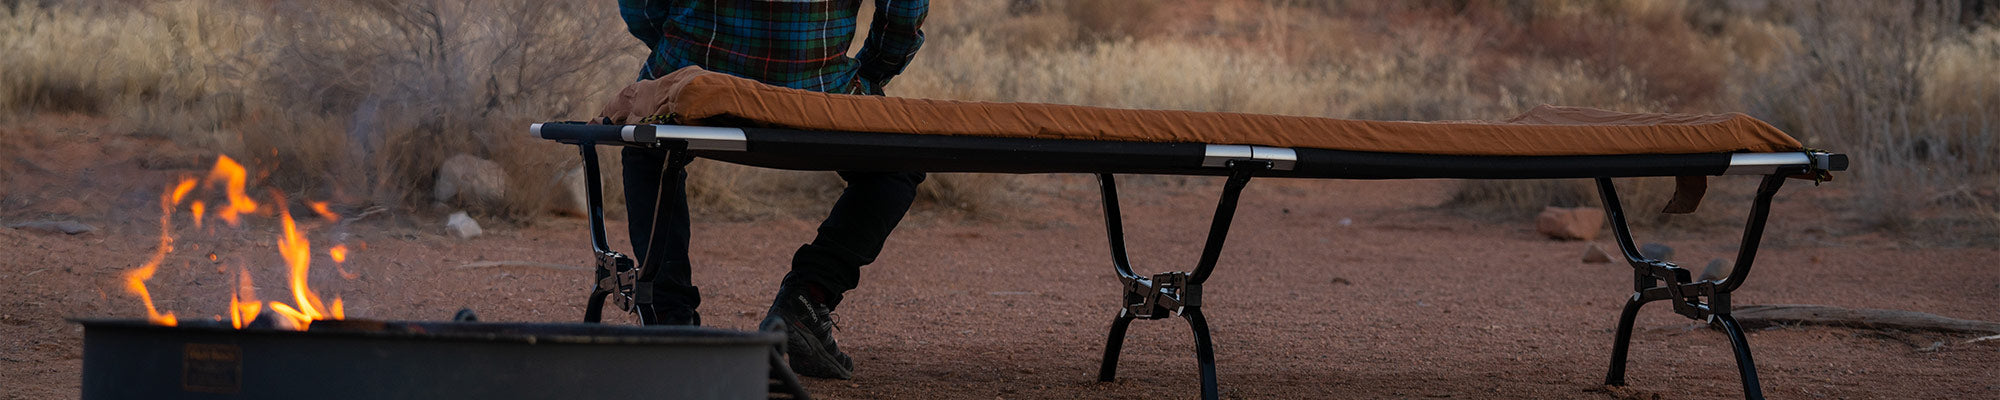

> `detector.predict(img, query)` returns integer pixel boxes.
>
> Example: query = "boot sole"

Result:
[763,313,853,380]
[783,322,853,380]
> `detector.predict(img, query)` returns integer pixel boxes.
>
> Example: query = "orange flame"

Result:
[190,201,206,229]
[170,179,197,205]
[271,201,341,328]
[328,244,359,280]
[208,155,258,226]
[229,266,262,329]
[124,182,189,326]
[128,156,354,330]
[308,201,339,222]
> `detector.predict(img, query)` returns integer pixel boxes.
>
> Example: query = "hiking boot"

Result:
[760,285,853,379]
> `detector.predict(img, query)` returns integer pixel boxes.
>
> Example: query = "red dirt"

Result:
[4,116,1998,399]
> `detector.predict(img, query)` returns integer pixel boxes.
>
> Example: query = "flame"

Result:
[208,155,258,226]
[124,183,188,326]
[229,266,261,329]
[308,201,339,222]
[267,302,308,323]
[124,155,358,330]
[328,244,359,280]
[271,201,341,328]
[170,179,197,204]
[190,201,206,229]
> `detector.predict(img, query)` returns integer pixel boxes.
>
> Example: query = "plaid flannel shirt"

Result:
[618,0,927,94]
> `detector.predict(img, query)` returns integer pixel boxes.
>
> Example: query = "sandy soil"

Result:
[4,116,1997,399]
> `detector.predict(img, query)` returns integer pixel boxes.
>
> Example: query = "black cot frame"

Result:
[532,122,1848,400]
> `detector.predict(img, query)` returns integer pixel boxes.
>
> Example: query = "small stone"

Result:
[434,154,508,208]
[1699,259,1730,281]
[1581,243,1613,264]
[1535,206,1605,240]
[1640,243,1674,261]
[7,220,96,235]
[445,212,483,239]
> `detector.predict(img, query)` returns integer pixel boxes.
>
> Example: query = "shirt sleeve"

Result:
[618,0,672,50]
[854,0,928,87]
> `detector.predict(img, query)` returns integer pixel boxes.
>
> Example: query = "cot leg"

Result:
[1091,163,1264,400]
[583,290,609,323]
[1594,175,1783,400]
[1604,294,1645,386]
[578,143,615,323]
[1715,314,1765,399]
[1097,309,1136,382]
[1184,307,1220,400]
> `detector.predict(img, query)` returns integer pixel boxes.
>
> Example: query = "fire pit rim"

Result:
[71,318,784,347]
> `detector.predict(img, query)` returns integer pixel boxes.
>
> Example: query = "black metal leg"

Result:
[1184,307,1220,400]
[1714,314,1765,400]
[578,143,615,324]
[1605,294,1645,386]
[1092,163,1264,400]
[1595,175,1784,399]
[1098,309,1136,382]
[583,290,609,323]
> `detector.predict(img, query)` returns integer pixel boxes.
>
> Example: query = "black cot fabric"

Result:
[690,127,1738,180]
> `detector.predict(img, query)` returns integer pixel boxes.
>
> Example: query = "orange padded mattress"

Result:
[597,67,1803,157]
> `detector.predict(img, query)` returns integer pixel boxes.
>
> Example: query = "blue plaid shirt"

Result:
[618,0,928,94]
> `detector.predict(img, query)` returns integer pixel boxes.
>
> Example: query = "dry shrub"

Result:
[1059,0,1166,42]
[241,0,631,221]
[1741,0,1998,238]
[0,2,246,117]
[683,161,842,221]
[4,0,636,224]
[916,173,1030,219]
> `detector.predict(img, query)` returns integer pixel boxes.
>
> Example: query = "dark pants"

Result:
[622,147,924,317]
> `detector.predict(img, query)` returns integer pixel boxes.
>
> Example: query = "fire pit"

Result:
[77,318,785,399]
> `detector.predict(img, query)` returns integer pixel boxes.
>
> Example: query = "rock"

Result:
[1640,243,1674,261]
[7,220,96,235]
[1699,259,1730,281]
[551,166,590,217]
[1581,243,1613,264]
[445,211,483,239]
[1535,206,1605,240]
[434,154,507,208]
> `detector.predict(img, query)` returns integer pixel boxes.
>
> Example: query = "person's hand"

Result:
[846,75,886,96]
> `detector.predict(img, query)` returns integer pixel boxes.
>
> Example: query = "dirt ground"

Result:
[4,116,1998,399]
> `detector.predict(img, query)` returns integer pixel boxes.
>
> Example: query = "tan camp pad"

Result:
[598,66,1804,157]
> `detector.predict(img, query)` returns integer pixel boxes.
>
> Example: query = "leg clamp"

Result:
[1121,272,1202,320]
[1632,260,1726,320]
[593,249,640,312]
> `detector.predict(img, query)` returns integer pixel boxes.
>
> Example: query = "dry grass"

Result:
[4,0,1996,238]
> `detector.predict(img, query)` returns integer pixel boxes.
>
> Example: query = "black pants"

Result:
[622,147,924,318]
